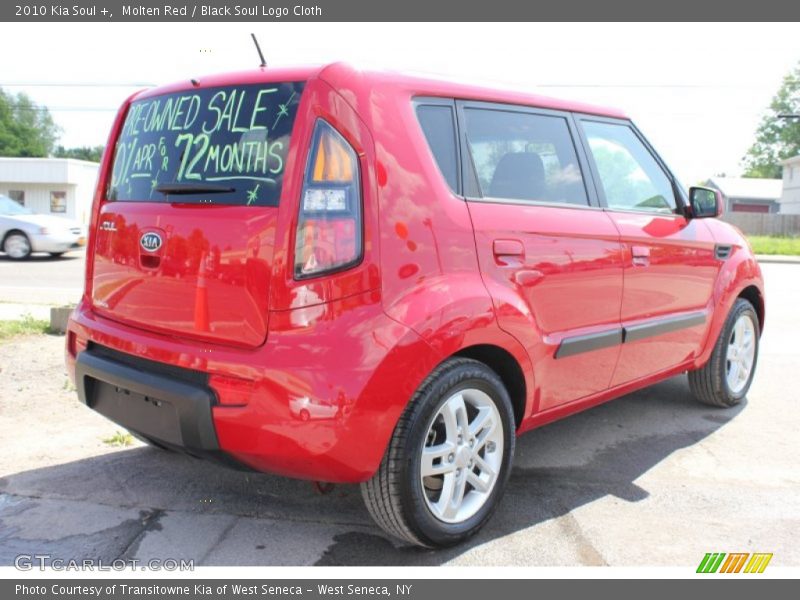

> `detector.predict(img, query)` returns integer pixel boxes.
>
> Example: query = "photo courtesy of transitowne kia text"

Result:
[121,4,325,18]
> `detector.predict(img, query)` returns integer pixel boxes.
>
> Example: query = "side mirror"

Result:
[688,186,723,219]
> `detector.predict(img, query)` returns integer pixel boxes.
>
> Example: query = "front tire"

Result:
[3,232,32,260]
[361,358,515,547]
[689,298,759,408]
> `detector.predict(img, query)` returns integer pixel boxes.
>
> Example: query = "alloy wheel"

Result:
[420,388,504,523]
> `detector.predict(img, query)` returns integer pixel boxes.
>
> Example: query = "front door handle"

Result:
[631,245,650,267]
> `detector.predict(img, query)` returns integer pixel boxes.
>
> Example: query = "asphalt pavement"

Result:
[0,251,85,306]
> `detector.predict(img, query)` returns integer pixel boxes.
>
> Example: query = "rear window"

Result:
[464,108,589,206]
[108,82,305,206]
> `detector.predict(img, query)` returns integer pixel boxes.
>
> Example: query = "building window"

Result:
[8,190,25,205]
[50,191,67,213]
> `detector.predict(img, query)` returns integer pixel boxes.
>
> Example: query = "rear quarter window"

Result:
[416,104,459,193]
[108,82,305,206]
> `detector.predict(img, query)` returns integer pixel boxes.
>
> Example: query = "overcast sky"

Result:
[1,22,799,184]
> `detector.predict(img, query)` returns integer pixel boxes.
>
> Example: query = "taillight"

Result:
[294,120,362,279]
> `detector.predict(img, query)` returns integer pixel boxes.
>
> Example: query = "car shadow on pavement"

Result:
[0,374,743,566]
[0,253,84,263]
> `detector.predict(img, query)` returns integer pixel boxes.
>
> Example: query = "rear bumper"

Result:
[66,295,439,483]
[74,346,247,469]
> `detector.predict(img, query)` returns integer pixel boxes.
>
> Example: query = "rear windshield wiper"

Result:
[155,183,235,195]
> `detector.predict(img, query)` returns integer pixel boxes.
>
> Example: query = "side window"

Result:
[416,104,459,193]
[462,108,589,205]
[582,121,677,214]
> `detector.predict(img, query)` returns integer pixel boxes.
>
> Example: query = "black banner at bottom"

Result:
[3,579,794,600]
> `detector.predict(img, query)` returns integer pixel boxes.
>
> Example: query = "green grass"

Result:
[0,314,52,340]
[102,431,134,447]
[748,235,800,256]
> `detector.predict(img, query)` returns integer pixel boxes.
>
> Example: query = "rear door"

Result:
[575,117,720,386]
[92,81,305,348]
[459,102,625,412]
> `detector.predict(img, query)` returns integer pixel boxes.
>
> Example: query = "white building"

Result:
[704,176,783,214]
[0,157,99,225]
[779,155,800,215]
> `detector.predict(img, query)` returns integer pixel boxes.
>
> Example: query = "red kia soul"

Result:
[66,63,765,547]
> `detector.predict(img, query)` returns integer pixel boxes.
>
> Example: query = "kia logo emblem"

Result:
[140,232,163,252]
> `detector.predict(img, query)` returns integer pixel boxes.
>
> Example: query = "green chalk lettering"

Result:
[232,91,249,133]
[183,95,202,130]
[171,95,191,131]
[161,97,179,132]
[249,88,277,131]
[268,141,284,175]
[174,132,194,181]
[202,90,226,134]
[185,133,209,180]
[254,140,269,174]
[204,143,221,174]
[218,92,237,133]
[132,143,156,174]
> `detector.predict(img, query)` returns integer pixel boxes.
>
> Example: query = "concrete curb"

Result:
[756,254,800,264]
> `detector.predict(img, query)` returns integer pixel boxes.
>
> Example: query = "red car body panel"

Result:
[66,63,764,483]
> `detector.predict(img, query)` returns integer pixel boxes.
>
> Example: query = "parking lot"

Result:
[0,261,798,566]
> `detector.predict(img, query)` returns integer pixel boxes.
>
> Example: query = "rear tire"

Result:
[689,298,759,408]
[361,357,515,547]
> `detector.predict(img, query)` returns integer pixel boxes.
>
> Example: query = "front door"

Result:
[577,118,720,387]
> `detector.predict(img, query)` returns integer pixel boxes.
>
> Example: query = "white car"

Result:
[0,194,86,260]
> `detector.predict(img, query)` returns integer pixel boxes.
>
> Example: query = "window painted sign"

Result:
[109,82,305,206]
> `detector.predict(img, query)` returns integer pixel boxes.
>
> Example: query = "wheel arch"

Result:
[694,252,765,369]
[453,344,527,429]
[2,228,29,245]
[737,284,764,334]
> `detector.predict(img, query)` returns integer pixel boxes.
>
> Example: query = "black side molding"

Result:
[623,311,707,344]
[555,328,623,359]
[555,311,707,359]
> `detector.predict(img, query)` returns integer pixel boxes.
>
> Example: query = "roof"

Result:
[133,63,627,120]
[705,177,783,201]
[781,155,800,166]
[0,157,99,185]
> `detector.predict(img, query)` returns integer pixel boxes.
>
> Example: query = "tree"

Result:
[743,61,800,179]
[0,88,61,157]
[54,145,105,162]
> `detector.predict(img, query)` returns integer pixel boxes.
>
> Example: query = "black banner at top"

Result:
[2,0,800,21]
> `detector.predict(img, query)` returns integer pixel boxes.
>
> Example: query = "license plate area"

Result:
[91,380,182,446]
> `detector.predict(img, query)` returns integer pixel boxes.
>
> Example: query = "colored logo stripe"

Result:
[744,553,773,573]
[697,552,773,573]
[720,553,749,573]
[697,553,726,573]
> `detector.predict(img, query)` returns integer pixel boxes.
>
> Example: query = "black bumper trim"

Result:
[75,349,247,469]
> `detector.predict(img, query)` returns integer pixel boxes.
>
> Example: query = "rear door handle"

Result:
[631,245,650,267]
[493,239,525,258]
